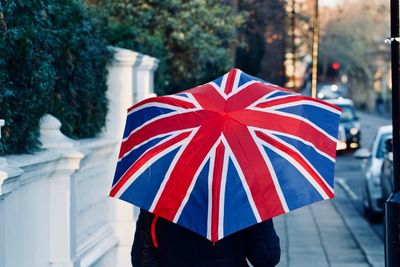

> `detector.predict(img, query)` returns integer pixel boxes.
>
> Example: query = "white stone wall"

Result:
[0,48,159,267]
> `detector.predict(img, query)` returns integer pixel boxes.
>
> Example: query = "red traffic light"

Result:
[331,62,340,71]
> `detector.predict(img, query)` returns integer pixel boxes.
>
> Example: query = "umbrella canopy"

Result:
[109,68,342,242]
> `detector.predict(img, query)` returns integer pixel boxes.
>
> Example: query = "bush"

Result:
[97,0,243,95]
[0,0,112,155]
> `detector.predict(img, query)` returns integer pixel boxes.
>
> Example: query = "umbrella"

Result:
[109,68,342,242]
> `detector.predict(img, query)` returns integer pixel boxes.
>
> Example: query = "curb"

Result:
[334,181,385,267]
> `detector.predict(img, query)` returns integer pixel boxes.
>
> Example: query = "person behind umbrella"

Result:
[111,69,341,266]
[131,209,281,267]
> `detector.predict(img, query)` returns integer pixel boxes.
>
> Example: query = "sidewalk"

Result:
[273,180,384,267]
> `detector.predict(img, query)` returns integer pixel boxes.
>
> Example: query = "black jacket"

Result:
[131,209,280,267]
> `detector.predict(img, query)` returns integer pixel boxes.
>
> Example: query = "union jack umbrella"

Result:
[109,69,342,242]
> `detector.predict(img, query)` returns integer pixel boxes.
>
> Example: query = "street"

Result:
[334,110,392,241]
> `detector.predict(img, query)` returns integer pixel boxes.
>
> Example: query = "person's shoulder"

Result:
[137,209,155,226]
[245,219,281,266]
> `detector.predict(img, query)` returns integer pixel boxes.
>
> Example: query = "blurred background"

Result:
[0,0,393,266]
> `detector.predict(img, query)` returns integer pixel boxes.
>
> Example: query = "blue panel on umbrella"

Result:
[272,133,335,188]
[213,76,223,87]
[113,134,172,185]
[223,159,257,237]
[177,160,210,238]
[176,93,189,98]
[119,147,180,210]
[258,91,294,104]
[266,91,293,99]
[262,145,324,211]
[238,72,274,87]
[123,107,175,138]
[276,105,340,138]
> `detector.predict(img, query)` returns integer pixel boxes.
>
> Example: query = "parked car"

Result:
[354,125,392,222]
[326,98,361,150]
[380,138,394,204]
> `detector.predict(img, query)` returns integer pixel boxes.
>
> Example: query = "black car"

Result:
[326,98,361,150]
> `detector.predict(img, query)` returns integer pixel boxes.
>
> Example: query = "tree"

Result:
[235,0,287,86]
[319,0,389,109]
[97,0,243,95]
[0,0,111,154]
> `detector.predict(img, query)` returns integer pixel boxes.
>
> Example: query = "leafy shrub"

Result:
[0,0,112,155]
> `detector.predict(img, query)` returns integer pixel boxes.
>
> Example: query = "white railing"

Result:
[72,138,118,267]
[0,47,159,267]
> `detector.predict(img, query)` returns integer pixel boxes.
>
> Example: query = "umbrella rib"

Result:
[207,146,215,241]
[218,141,229,241]
[209,141,226,242]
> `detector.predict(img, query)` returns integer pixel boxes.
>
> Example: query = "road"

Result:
[334,110,391,241]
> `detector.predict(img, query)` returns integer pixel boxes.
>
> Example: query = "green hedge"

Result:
[0,0,112,155]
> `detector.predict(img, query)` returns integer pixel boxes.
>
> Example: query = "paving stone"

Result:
[320,231,359,248]
[276,257,288,267]
[288,246,325,254]
[330,263,370,267]
[289,254,329,267]
[289,263,329,267]
[326,248,367,263]
[270,182,384,266]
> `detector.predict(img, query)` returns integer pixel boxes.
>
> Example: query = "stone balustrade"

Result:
[0,47,159,267]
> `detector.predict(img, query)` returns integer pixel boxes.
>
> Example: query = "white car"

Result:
[354,125,392,222]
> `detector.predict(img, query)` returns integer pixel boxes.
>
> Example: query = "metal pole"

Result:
[290,0,296,89]
[390,0,400,194]
[385,0,400,266]
[311,0,319,98]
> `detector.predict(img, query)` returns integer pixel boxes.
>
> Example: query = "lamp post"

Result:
[311,0,319,98]
[385,0,400,266]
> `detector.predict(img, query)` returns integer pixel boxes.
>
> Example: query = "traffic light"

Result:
[332,62,340,71]
[327,61,341,79]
